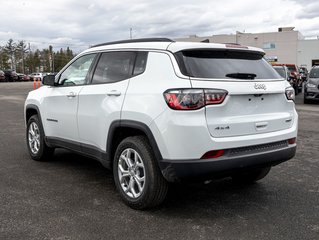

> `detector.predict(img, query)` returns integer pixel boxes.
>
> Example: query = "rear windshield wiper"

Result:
[225,73,257,79]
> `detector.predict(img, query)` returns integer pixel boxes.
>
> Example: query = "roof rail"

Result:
[91,38,174,48]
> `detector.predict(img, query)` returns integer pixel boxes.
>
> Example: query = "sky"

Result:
[0,0,318,53]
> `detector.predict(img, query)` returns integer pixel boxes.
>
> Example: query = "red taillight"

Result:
[164,89,227,110]
[201,150,225,159]
[288,138,296,144]
[204,89,228,105]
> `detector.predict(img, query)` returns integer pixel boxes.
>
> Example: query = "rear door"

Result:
[77,51,138,151]
[175,49,295,138]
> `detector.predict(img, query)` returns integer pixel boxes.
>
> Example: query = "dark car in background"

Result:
[285,64,303,93]
[304,65,319,104]
[273,64,302,94]
[299,67,308,81]
[0,70,5,82]
[4,70,18,82]
[17,73,30,81]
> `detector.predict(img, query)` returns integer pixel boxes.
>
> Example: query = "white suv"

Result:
[24,38,298,209]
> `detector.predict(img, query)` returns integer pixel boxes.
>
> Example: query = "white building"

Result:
[176,27,319,70]
[298,40,319,68]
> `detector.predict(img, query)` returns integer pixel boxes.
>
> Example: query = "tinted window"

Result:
[309,68,319,78]
[59,54,96,86]
[133,52,148,75]
[92,52,136,84]
[175,50,281,80]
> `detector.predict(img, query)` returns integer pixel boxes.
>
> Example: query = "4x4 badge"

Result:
[215,126,230,130]
[254,83,267,90]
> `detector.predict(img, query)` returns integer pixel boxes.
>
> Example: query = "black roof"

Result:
[91,38,174,48]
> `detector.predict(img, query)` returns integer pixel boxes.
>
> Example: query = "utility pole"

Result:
[130,28,133,39]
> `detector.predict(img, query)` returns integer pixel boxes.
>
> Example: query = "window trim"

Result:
[173,49,280,81]
[88,51,148,85]
[55,53,99,87]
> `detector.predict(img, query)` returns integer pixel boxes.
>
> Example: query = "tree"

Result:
[0,47,10,69]
[49,45,54,72]
[16,40,29,73]
[33,50,41,72]
[0,39,76,73]
[53,47,75,72]
[4,39,16,70]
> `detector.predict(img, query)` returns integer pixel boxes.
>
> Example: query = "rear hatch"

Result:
[174,48,295,138]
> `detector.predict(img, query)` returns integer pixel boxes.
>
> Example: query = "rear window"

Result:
[274,67,286,78]
[286,66,297,72]
[175,50,281,80]
[309,68,319,78]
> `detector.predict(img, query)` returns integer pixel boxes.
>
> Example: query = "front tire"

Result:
[26,115,54,161]
[113,136,168,210]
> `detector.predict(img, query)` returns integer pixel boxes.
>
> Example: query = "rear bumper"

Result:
[159,141,296,182]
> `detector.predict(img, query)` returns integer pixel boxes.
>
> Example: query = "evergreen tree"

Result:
[4,39,16,70]
[1,39,76,73]
[0,47,10,69]
[16,40,28,73]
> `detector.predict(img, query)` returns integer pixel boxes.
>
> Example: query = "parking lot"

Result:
[0,82,318,240]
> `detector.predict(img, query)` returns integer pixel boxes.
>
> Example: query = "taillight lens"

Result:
[285,87,295,101]
[201,150,225,159]
[288,138,296,144]
[164,89,227,110]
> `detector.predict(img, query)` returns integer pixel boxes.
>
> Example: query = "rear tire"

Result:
[26,115,54,161]
[232,167,271,183]
[113,136,168,210]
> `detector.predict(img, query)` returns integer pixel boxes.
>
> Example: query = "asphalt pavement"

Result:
[0,82,318,240]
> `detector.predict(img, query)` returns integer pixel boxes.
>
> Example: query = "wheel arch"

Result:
[107,120,163,169]
[25,104,42,125]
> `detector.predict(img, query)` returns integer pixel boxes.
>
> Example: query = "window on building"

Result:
[263,43,276,49]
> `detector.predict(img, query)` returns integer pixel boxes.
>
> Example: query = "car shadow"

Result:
[37,148,275,217]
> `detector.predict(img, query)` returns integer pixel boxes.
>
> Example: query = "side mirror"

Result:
[42,75,56,86]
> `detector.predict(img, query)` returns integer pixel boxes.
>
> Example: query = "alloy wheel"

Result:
[118,148,145,198]
[28,122,40,154]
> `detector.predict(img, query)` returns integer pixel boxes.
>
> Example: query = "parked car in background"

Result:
[17,73,30,81]
[285,64,303,93]
[273,65,290,80]
[0,70,5,82]
[46,72,58,76]
[272,64,302,94]
[4,70,18,82]
[29,73,44,81]
[304,65,319,104]
[299,67,308,81]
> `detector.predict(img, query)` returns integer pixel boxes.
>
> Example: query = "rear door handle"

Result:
[106,90,121,96]
[66,92,76,98]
